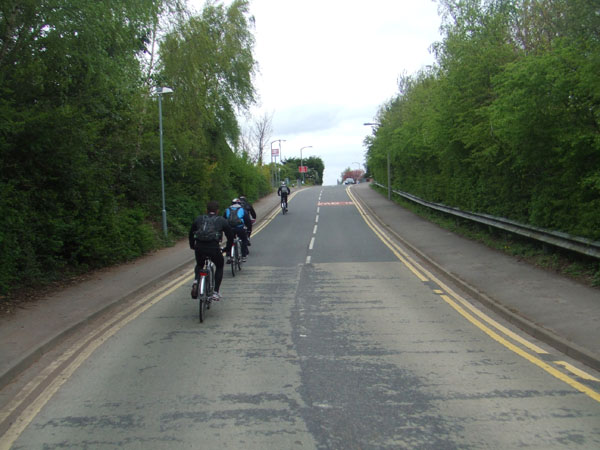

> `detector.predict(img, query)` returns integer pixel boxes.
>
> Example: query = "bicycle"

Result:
[196,257,216,323]
[230,234,243,276]
[281,197,288,215]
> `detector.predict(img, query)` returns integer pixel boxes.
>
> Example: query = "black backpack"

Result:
[193,215,219,244]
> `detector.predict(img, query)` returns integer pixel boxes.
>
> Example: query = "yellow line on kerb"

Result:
[346,186,600,403]
[555,361,600,382]
[439,295,600,402]
[346,188,428,282]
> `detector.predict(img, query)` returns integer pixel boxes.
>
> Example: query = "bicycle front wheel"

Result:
[237,241,243,271]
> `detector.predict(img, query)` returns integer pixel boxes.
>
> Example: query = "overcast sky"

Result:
[191,0,443,185]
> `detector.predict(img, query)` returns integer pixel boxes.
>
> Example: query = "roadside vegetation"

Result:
[2,0,598,303]
[366,0,599,245]
[0,0,269,296]
[279,157,324,186]
[372,185,600,288]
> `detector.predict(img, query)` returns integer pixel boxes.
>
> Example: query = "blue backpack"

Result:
[226,207,244,228]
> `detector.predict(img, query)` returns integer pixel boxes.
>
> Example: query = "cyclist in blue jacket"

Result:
[224,198,252,262]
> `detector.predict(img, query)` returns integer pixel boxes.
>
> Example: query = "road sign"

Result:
[298,166,307,173]
[271,148,279,156]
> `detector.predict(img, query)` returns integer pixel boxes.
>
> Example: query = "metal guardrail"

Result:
[372,182,600,259]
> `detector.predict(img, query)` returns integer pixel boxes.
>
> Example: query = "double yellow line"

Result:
[0,272,192,449]
[346,186,600,403]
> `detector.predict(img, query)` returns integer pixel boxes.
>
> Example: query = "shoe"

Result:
[247,238,251,246]
[210,291,221,301]
[226,258,232,264]
[191,281,198,299]
[242,257,247,262]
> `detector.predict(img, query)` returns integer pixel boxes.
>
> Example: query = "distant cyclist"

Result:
[238,195,256,241]
[189,201,233,301]
[277,181,290,212]
[224,198,252,262]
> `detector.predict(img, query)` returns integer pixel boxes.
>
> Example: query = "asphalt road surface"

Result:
[2,186,600,449]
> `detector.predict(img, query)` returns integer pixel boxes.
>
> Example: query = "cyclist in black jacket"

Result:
[189,201,233,301]
[239,195,256,240]
[277,182,290,211]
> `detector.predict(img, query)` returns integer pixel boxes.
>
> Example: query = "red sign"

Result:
[298,166,308,173]
[271,148,279,156]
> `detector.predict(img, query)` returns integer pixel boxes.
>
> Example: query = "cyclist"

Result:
[238,195,256,242]
[224,198,251,262]
[277,181,290,211]
[189,201,233,301]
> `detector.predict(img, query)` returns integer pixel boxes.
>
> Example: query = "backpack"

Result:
[227,207,244,228]
[193,215,220,243]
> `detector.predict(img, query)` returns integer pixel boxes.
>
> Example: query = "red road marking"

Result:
[317,201,354,206]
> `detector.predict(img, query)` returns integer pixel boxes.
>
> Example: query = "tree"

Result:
[0,0,165,292]
[0,0,270,295]
[365,0,600,239]
[341,168,364,182]
[250,111,274,165]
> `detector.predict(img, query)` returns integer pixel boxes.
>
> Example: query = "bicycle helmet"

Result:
[232,198,241,205]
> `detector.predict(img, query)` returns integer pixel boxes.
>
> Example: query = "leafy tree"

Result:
[154,0,261,218]
[282,156,324,185]
[366,0,600,239]
[0,0,270,295]
[0,0,165,292]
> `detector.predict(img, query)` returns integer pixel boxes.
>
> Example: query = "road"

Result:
[2,185,600,449]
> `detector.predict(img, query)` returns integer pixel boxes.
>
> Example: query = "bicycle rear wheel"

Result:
[198,276,207,323]
[231,242,238,277]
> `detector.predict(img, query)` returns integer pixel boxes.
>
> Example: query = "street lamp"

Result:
[364,122,390,200]
[300,145,312,184]
[156,86,173,237]
[271,139,286,186]
[270,139,286,163]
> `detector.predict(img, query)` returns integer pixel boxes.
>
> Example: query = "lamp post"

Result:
[156,86,173,237]
[271,139,286,186]
[300,145,312,184]
[364,122,390,200]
